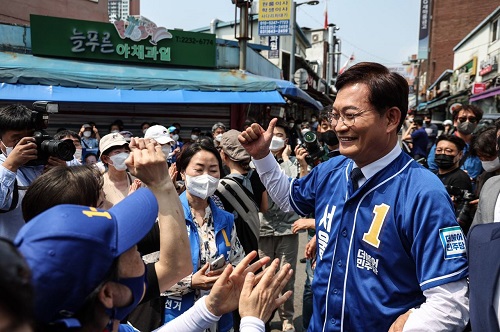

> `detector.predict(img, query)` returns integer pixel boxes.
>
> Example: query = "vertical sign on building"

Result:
[258,0,291,36]
[418,0,431,59]
[268,36,280,58]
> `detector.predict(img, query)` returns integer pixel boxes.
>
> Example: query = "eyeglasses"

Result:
[457,116,477,123]
[328,110,369,127]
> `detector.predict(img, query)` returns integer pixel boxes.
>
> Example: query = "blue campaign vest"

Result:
[164,192,234,331]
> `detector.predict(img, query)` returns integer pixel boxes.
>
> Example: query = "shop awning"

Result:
[0,51,291,104]
[425,95,450,109]
[0,83,285,104]
[270,79,323,110]
[470,86,500,102]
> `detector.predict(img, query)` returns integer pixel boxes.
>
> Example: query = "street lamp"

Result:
[289,0,319,83]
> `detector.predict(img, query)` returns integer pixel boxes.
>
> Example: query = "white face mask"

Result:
[301,129,310,136]
[172,134,179,142]
[109,152,129,171]
[191,134,199,141]
[1,140,13,157]
[83,131,92,138]
[215,134,223,142]
[143,129,148,135]
[185,174,219,200]
[161,145,171,158]
[269,136,285,152]
[74,149,83,161]
[111,130,119,134]
[289,122,295,128]
[481,158,500,172]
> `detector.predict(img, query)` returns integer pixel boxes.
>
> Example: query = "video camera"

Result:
[445,185,476,235]
[25,101,76,166]
[301,131,326,167]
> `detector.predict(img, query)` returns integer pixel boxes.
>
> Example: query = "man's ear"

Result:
[97,282,115,310]
[385,107,402,133]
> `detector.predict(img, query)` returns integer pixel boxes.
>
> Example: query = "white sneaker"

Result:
[282,322,295,332]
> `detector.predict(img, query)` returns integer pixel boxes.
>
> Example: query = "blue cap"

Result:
[168,126,177,133]
[15,188,158,326]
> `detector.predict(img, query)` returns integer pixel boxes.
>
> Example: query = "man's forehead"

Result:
[458,110,474,116]
[273,127,286,135]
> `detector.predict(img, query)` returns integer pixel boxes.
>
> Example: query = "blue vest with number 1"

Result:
[163,192,234,331]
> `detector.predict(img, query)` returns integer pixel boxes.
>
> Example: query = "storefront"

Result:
[0,15,322,135]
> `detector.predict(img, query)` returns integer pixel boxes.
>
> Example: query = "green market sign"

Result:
[30,15,216,68]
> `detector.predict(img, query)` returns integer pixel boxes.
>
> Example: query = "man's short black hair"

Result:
[413,118,424,126]
[436,134,466,152]
[0,104,33,136]
[274,118,289,138]
[54,130,80,142]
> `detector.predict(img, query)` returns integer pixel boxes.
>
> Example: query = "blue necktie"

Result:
[350,167,364,192]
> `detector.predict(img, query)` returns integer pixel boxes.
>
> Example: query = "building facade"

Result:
[424,0,498,89]
[0,0,108,25]
[108,0,141,22]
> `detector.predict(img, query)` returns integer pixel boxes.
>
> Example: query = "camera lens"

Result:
[303,131,317,143]
[40,139,76,161]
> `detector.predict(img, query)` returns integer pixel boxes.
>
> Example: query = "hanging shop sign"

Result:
[418,0,431,60]
[268,36,280,58]
[479,54,498,76]
[30,15,216,68]
[258,0,291,36]
[472,82,487,94]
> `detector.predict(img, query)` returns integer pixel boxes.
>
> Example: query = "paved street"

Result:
[269,231,309,332]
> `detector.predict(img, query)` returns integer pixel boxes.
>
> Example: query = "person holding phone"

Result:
[162,141,244,332]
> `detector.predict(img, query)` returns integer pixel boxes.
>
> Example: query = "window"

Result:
[492,19,499,42]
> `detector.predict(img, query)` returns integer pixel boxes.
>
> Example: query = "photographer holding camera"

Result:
[0,104,70,239]
[433,134,474,234]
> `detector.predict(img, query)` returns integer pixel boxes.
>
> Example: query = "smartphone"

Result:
[209,254,226,271]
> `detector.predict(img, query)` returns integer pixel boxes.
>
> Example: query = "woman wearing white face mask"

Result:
[164,142,244,332]
[99,133,141,207]
[212,122,226,147]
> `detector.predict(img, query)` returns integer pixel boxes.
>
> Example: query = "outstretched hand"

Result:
[238,118,278,160]
[239,257,293,322]
[205,251,270,316]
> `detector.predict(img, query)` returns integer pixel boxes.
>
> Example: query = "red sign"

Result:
[472,82,486,94]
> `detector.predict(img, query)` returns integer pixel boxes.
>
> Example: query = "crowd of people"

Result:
[1,61,500,332]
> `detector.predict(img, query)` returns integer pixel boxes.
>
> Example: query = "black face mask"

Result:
[435,154,457,170]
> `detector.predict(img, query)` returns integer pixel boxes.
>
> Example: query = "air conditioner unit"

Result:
[312,32,321,43]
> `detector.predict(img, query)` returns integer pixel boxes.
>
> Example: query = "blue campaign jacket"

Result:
[290,151,468,331]
[164,192,234,331]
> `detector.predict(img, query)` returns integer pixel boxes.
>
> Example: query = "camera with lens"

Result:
[445,185,477,235]
[25,101,76,166]
[301,131,326,167]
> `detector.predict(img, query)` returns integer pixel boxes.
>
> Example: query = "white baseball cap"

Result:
[144,125,175,145]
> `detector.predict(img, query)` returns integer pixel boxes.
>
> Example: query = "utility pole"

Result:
[289,0,319,82]
[233,0,252,71]
[326,23,339,90]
